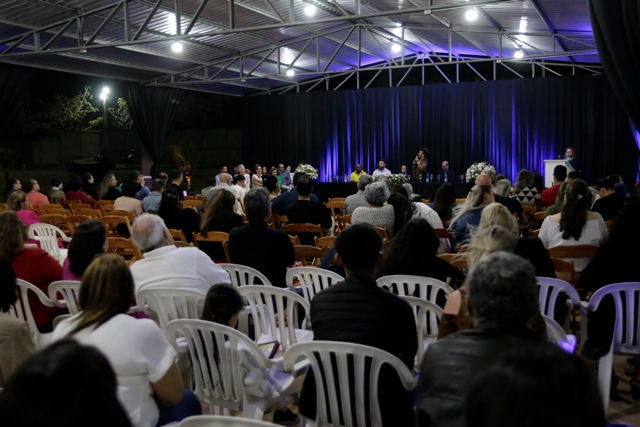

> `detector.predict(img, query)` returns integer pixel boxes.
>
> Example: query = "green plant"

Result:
[43,85,102,131]
[108,98,133,130]
[169,140,203,192]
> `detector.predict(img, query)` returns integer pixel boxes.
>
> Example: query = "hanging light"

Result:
[465,8,478,21]
[286,69,295,76]
[304,5,316,16]
[514,48,524,58]
[171,42,183,53]
[391,43,402,53]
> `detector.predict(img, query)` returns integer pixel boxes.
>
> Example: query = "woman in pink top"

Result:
[62,221,108,281]
[65,175,98,209]
[23,179,50,215]
[7,191,39,228]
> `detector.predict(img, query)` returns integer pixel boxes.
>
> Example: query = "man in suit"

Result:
[228,188,294,287]
[438,160,456,183]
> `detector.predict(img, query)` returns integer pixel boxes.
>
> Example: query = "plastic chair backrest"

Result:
[535,277,581,319]
[179,415,277,427]
[12,279,56,348]
[221,263,273,287]
[282,341,415,427]
[285,266,344,303]
[399,295,442,367]
[28,223,70,263]
[48,280,82,314]
[166,319,272,413]
[136,287,206,330]
[237,285,310,351]
[376,275,452,304]
[541,314,576,354]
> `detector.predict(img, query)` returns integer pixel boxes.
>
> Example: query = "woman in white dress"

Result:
[52,254,201,427]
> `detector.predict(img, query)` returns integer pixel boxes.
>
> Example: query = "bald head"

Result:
[220,173,233,185]
[131,213,172,252]
[476,174,492,187]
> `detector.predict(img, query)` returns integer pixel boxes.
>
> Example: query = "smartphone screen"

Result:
[182,191,187,197]
[258,341,280,358]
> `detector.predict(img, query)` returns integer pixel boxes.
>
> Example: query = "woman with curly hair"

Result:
[199,189,244,259]
[509,169,540,206]
[538,179,607,271]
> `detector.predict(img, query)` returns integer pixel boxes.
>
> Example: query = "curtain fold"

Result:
[243,75,636,185]
[127,85,185,177]
[0,66,32,137]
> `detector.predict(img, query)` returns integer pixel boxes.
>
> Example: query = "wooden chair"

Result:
[43,205,68,215]
[174,241,194,248]
[421,199,430,205]
[288,235,301,245]
[455,198,467,205]
[0,203,7,211]
[168,228,188,242]
[100,204,115,215]
[98,216,132,236]
[604,220,613,231]
[192,232,230,262]
[75,208,103,218]
[314,235,336,249]
[530,229,540,237]
[531,211,546,230]
[38,214,67,229]
[184,195,196,201]
[374,227,389,240]
[325,200,345,233]
[522,205,537,214]
[222,241,231,262]
[327,197,346,203]
[433,228,453,239]
[551,258,578,288]
[107,237,143,265]
[97,200,113,206]
[293,245,326,266]
[547,244,598,260]
[69,203,91,214]
[337,214,351,230]
[107,210,135,221]
[437,253,468,271]
[182,200,203,208]
[282,223,324,246]
[65,215,92,234]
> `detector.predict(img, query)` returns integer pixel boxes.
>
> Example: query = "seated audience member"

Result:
[23,178,50,215]
[399,164,411,180]
[417,252,544,427]
[66,175,98,208]
[0,256,36,388]
[158,189,200,244]
[609,173,628,197]
[476,173,525,224]
[540,165,567,208]
[494,178,512,198]
[215,165,228,186]
[142,179,165,212]
[510,169,540,206]
[448,184,494,247]
[7,191,40,228]
[62,220,108,281]
[592,176,626,221]
[438,160,456,183]
[544,180,569,217]
[428,183,457,227]
[100,173,121,201]
[165,170,185,201]
[286,174,333,242]
[131,171,150,201]
[81,173,100,201]
[269,167,283,189]
[233,174,248,199]
[344,174,373,215]
[3,177,21,201]
[578,202,640,396]
[0,339,132,427]
[402,182,422,203]
[392,185,444,232]
[200,178,216,198]
[270,173,320,215]
[130,214,228,294]
[466,343,605,427]
[299,224,417,427]
[48,178,66,204]
[53,255,201,427]
[532,172,545,192]
[229,188,294,287]
[351,180,395,234]
[201,284,300,425]
[378,218,464,291]
[350,163,367,182]
[0,211,64,333]
[251,166,263,188]
[264,174,280,201]
[114,181,143,217]
[539,179,607,271]
[279,163,292,190]
[198,190,244,260]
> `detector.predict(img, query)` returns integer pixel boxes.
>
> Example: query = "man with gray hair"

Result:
[416,252,544,427]
[228,188,294,287]
[344,173,373,215]
[129,213,229,294]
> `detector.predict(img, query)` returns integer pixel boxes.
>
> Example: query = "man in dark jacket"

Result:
[298,224,417,426]
[416,252,545,427]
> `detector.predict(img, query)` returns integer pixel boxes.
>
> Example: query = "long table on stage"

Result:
[312,181,474,202]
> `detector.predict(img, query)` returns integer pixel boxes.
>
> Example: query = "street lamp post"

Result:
[99,87,109,130]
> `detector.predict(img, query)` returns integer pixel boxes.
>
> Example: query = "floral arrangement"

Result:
[466,161,495,182]
[374,173,409,187]
[294,162,318,180]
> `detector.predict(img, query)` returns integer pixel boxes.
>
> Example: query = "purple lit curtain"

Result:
[127,86,184,178]
[0,66,32,137]
[243,76,636,185]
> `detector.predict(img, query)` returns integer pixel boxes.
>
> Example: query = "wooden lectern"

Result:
[543,159,574,187]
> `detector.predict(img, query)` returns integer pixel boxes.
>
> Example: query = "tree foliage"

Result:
[44,85,103,131]
[108,97,134,130]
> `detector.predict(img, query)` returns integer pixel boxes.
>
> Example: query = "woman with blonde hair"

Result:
[449,184,494,247]
[52,254,201,427]
[100,173,121,201]
[7,191,40,229]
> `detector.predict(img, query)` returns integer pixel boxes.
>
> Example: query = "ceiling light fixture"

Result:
[391,43,402,53]
[171,42,183,53]
[304,5,316,16]
[514,49,524,58]
[286,69,295,76]
[395,22,402,27]
[465,8,478,21]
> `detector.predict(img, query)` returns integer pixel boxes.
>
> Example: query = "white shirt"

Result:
[130,245,230,294]
[371,168,392,178]
[53,314,176,427]
[227,184,246,215]
[538,213,607,271]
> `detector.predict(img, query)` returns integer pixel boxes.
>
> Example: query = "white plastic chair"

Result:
[221,263,273,287]
[536,277,584,335]
[283,341,416,427]
[541,314,577,354]
[28,223,71,265]
[11,279,56,348]
[48,280,82,314]
[237,285,312,352]
[166,319,300,420]
[136,288,206,330]
[376,275,452,304]
[285,266,344,303]
[179,415,277,427]
[398,295,442,368]
[585,282,640,414]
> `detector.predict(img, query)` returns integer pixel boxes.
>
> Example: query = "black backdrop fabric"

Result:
[0,66,32,138]
[242,75,638,186]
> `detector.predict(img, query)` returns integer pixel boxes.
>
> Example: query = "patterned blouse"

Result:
[509,186,541,206]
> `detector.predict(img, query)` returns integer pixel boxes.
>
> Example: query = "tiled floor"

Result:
[608,354,640,426]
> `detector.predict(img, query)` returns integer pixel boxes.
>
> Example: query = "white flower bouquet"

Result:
[294,162,318,180]
[374,173,409,187]
[465,161,495,182]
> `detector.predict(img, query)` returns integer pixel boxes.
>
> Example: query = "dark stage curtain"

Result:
[243,76,637,186]
[127,85,184,178]
[0,66,32,137]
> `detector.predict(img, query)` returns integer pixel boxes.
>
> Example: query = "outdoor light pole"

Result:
[100,87,109,130]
